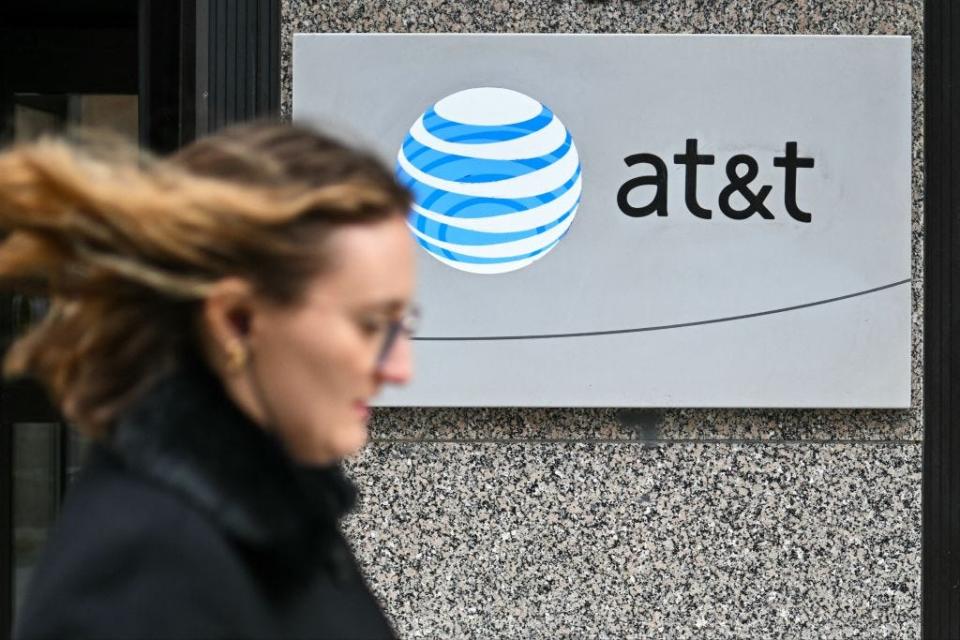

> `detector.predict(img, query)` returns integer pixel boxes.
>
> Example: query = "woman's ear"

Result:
[201,277,257,369]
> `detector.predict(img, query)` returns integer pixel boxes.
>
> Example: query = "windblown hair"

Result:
[0,123,410,436]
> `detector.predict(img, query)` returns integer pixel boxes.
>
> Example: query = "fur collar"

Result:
[108,355,356,578]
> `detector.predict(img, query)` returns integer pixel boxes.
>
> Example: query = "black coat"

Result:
[14,359,396,640]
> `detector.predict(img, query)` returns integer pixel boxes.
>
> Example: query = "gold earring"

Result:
[225,341,249,372]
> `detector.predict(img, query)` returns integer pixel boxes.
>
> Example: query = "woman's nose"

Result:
[376,333,413,384]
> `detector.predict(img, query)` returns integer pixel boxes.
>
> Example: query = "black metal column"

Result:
[197,0,279,136]
[924,1,960,636]
[139,0,188,153]
[140,0,279,150]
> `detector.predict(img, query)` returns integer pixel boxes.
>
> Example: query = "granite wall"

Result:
[281,2,923,637]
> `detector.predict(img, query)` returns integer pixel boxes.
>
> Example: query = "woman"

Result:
[3,123,416,639]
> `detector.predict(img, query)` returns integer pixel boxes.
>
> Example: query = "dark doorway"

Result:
[0,2,278,636]
[0,3,139,635]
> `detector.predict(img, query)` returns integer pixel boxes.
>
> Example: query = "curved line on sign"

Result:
[412,278,912,341]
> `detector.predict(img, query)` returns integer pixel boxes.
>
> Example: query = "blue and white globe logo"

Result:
[396,87,582,275]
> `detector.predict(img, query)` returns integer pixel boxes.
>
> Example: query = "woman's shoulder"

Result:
[14,445,272,640]
[44,445,240,561]
[96,445,243,540]
[61,445,213,528]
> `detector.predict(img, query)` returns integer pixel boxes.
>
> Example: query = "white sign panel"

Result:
[293,34,912,408]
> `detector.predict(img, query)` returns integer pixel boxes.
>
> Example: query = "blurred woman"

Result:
[4,122,416,639]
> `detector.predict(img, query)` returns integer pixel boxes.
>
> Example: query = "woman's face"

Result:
[240,215,416,464]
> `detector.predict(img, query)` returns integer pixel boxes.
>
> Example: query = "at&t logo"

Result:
[396,87,582,275]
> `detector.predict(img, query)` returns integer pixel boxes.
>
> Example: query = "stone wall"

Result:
[281,2,923,637]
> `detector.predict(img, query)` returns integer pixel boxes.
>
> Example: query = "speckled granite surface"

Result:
[367,406,921,443]
[284,1,924,636]
[283,0,924,443]
[345,442,921,639]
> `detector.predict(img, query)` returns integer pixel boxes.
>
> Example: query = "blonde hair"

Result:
[0,123,410,436]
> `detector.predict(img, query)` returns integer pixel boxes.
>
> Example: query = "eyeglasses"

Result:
[376,304,420,367]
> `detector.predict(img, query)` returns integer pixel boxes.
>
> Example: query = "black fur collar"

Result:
[108,355,356,578]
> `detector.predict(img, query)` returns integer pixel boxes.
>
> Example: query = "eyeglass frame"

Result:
[375,304,420,368]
